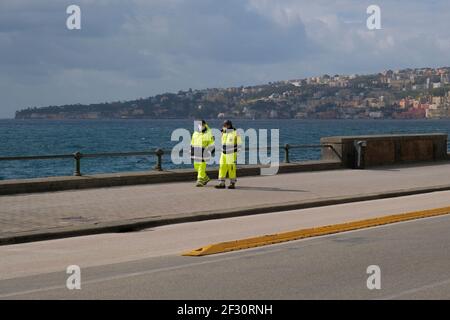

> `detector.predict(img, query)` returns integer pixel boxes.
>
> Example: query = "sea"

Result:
[1,119,450,180]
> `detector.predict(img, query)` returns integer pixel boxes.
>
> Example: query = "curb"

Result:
[2,183,450,246]
[183,205,450,256]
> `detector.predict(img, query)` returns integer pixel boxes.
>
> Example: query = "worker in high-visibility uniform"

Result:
[215,120,242,189]
[191,120,215,187]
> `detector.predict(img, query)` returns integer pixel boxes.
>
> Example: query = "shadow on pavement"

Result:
[235,186,307,192]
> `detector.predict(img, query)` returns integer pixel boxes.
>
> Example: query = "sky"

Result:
[1,0,450,118]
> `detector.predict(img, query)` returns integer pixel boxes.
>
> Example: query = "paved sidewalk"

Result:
[1,162,450,244]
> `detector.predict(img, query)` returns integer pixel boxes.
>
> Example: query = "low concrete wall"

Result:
[0,160,342,195]
[321,133,448,168]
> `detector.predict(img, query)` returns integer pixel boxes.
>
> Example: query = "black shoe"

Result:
[227,183,236,189]
[196,181,204,187]
[215,183,226,189]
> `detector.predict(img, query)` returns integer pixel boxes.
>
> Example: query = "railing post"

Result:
[154,148,164,171]
[73,152,82,176]
[284,144,290,163]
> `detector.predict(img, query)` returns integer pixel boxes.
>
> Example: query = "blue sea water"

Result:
[1,119,450,180]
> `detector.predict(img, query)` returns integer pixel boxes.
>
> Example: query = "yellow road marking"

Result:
[182,205,450,256]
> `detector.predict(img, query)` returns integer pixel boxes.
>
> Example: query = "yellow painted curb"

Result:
[182,205,450,256]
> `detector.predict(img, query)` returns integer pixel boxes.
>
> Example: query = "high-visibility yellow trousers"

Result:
[218,153,237,183]
[194,161,208,182]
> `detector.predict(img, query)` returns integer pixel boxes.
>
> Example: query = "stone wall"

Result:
[321,133,448,168]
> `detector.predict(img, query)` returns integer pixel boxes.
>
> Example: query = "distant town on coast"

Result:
[15,66,450,120]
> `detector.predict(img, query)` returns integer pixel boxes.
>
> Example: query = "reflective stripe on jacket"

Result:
[221,129,242,154]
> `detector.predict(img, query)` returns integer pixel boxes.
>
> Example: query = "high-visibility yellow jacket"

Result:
[191,125,215,161]
[220,129,242,163]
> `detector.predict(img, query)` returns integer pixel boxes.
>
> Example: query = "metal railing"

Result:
[0,144,337,177]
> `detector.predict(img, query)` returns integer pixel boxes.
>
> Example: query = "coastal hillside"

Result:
[15,67,450,120]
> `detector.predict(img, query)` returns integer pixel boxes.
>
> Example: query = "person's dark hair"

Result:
[223,120,233,128]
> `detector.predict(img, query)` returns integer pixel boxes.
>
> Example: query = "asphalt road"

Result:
[1,191,450,299]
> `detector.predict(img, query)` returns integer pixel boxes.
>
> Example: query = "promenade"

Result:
[1,161,450,245]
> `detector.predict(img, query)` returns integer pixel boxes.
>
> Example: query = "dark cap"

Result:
[223,120,233,128]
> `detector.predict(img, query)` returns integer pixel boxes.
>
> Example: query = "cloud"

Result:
[0,0,450,117]
[248,0,450,66]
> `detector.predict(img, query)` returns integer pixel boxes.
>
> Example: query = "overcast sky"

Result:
[1,0,450,118]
